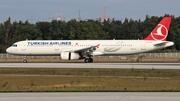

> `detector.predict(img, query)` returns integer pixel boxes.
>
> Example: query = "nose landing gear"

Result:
[23,56,27,63]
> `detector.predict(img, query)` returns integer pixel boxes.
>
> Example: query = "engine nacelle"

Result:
[60,52,80,60]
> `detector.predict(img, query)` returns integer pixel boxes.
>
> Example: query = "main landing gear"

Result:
[84,57,93,63]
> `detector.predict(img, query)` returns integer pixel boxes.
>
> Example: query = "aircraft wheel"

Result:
[84,58,89,63]
[23,59,27,63]
[84,58,93,63]
[89,58,93,63]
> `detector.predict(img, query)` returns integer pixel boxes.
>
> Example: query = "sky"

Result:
[1,0,180,23]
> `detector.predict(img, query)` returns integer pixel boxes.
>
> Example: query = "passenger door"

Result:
[21,41,26,51]
[141,41,146,50]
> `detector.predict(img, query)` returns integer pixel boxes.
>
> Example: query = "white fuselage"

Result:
[6,40,174,56]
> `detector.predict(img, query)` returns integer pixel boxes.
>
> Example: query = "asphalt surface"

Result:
[0,63,180,69]
[0,92,180,101]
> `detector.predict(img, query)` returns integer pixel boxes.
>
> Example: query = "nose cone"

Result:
[6,47,12,53]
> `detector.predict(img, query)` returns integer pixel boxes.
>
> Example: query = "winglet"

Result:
[143,17,172,41]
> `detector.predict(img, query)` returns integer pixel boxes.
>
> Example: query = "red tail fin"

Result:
[143,17,172,41]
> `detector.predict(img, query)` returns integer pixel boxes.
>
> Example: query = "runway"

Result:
[0,63,180,69]
[0,92,180,101]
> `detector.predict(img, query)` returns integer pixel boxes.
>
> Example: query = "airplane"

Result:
[6,17,174,63]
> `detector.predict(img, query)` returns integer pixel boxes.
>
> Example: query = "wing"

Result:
[64,44,103,57]
[74,46,97,57]
[74,46,96,52]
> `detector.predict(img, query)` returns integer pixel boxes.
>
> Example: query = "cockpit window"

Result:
[12,44,17,47]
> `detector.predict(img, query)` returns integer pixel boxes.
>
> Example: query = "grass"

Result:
[0,68,180,92]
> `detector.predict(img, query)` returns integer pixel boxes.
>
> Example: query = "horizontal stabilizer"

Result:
[154,42,168,46]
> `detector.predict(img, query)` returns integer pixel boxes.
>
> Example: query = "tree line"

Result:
[0,15,180,53]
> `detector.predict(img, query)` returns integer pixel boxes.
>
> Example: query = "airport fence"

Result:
[0,53,180,59]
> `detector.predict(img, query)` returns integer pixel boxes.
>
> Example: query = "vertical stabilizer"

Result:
[143,17,172,41]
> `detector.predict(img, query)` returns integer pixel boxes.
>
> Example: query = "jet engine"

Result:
[60,52,80,60]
